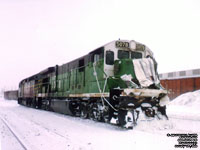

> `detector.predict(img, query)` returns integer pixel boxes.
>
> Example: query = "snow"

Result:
[168,90,200,120]
[0,91,200,150]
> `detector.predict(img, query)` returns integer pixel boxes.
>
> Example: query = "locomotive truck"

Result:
[18,40,169,128]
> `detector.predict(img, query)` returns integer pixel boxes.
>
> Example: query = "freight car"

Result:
[18,40,169,128]
[4,90,18,100]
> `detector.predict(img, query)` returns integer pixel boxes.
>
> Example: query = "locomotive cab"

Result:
[103,40,169,128]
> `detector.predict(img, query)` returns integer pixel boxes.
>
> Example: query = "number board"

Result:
[115,41,129,48]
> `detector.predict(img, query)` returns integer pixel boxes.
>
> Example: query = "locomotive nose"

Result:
[114,59,135,79]
[113,59,138,88]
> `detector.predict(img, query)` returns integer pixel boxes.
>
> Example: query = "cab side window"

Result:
[106,51,114,65]
[94,54,100,62]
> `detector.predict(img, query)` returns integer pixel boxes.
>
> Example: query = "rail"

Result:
[0,116,29,150]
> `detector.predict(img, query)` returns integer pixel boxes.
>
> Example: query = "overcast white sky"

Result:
[0,0,200,90]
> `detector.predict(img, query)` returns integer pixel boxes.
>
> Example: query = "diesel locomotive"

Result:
[18,40,169,128]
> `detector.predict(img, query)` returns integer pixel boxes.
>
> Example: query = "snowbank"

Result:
[170,90,200,107]
[167,90,200,121]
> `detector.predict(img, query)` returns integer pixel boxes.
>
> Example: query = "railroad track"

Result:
[0,116,28,150]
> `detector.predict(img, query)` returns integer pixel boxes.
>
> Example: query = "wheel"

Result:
[80,102,88,119]
[118,110,137,128]
[44,100,50,110]
[89,107,98,121]
[88,103,102,121]
[144,107,155,117]
[80,107,88,119]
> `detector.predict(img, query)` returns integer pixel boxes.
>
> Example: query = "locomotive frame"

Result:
[18,40,169,128]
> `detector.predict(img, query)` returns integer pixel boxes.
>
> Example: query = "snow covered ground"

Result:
[0,91,200,150]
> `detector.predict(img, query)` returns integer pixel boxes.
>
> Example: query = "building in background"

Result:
[159,68,200,99]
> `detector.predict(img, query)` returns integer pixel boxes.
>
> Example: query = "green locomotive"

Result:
[18,40,169,128]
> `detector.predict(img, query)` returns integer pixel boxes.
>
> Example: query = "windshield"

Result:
[131,51,142,59]
[118,50,142,59]
[118,50,129,59]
